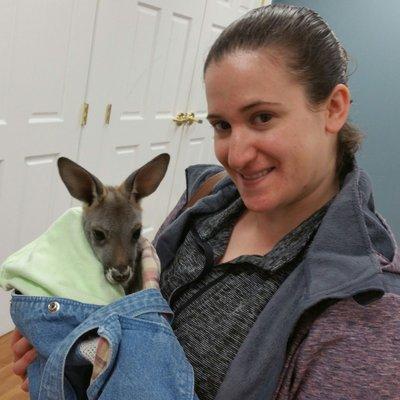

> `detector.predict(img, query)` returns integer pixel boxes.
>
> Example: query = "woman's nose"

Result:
[227,128,257,170]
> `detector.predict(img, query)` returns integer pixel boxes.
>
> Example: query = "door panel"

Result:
[0,0,97,255]
[168,0,265,210]
[0,0,97,334]
[79,0,207,239]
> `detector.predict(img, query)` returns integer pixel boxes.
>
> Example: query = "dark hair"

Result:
[204,4,363,182]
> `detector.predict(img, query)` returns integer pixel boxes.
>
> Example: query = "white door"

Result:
[0,0,97,334]
[78,0,207,239]
[168,0,265,210]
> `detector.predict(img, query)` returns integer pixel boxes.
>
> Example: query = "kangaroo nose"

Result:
[111,265,131,282]
[116,265,129,273]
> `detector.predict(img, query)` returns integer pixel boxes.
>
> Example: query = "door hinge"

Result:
[81,103,89,127]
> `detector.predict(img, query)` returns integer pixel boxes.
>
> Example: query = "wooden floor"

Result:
[0,332,29,400]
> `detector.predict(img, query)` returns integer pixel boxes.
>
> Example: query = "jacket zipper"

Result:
[168,226,218,313]
[172,273,229,319]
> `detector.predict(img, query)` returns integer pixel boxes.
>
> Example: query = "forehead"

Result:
[86,187,142,229]
[204,49,303,111]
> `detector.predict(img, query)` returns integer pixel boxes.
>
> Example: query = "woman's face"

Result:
[204,49,340,216]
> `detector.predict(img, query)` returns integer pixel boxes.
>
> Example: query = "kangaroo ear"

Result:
[123,153,170,201]
[57,157,104,205]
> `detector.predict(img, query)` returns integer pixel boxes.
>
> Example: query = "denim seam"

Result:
[119,315,175,337]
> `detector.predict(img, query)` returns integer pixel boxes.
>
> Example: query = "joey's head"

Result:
[57,154,170,291]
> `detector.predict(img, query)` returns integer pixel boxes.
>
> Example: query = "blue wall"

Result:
[272,0,400,241]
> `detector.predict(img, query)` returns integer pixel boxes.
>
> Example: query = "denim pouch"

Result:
[10,289,197,400]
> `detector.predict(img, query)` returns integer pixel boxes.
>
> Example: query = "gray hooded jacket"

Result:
[155,162,400,400]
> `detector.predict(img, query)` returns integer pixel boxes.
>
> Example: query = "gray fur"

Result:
[57,153,170,294]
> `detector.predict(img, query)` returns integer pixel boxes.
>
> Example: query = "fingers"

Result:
[12,347,37,377]
[21,378,29,392]
[10,329,23,349]
[11,333,33,362]
[10,330,35,394]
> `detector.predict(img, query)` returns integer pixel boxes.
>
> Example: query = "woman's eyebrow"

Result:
[207,100,282,120]
[241,100,282,112]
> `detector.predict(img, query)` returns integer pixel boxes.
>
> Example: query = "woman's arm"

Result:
[274,294,400,400]
[10,329,37,392]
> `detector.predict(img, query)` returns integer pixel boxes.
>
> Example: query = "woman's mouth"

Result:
[239,167,275,181]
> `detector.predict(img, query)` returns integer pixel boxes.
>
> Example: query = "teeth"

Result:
[242,167,274,180]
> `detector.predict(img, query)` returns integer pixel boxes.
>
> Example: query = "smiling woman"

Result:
[155,4,400,400]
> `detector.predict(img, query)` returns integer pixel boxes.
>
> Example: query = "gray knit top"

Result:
[160,194,333,400]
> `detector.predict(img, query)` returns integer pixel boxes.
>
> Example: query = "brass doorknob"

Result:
[173,112,187,126]
[186,112,202,125]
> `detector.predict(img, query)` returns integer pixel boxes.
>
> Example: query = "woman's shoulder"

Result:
[153,164,226,246]
[274,293,400,399]
[307,293,400,342]
[185,163,225,199]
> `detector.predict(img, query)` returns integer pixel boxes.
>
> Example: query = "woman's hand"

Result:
[10,329,37,392]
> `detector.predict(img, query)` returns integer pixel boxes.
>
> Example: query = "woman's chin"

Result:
[240,194,278,214]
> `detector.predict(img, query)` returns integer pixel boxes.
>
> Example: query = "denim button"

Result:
[48,301,60,313]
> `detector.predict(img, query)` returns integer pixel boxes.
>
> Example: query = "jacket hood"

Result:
[302,162,398,302]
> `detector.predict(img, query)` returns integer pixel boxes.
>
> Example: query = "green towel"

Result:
[0,207,125,305]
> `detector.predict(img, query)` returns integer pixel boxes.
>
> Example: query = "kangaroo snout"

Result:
[106,264,133,285]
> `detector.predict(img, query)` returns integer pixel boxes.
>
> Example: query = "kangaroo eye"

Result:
[131,228,141,241]
[93,229,106,241]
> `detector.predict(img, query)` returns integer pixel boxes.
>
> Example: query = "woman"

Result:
[12,4,400,399]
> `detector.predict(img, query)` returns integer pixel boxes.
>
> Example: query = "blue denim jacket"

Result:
[10,288,197,400]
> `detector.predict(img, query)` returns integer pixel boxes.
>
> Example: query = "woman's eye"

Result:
[131,228,141,241]
[93,229,106,241]
[253,113,273,124]
[212,120,231,131]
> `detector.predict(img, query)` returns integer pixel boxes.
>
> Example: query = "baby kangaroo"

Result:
[57,153,170,294]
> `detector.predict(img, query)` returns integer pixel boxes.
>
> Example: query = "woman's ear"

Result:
[325,83,351,134]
